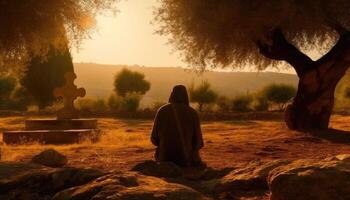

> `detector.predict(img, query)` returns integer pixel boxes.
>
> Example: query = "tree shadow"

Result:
[307,128,350,144]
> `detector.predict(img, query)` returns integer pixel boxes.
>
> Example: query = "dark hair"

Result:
[169,85,189,106]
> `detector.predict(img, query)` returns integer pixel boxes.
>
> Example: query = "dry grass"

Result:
[1,115,350,172]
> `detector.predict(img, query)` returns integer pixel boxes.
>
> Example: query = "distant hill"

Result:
[74,63,299,106]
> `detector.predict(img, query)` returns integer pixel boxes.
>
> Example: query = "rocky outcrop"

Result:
[268,154,350,200]
[53,172,205,200]
[0,162,104,200]
[31,149,68,167]
[214,159,290,193]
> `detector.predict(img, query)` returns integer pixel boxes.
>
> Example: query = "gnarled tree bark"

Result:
[257,29,350,130]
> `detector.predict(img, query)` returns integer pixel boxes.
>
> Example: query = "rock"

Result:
[268,154,350,200]
[31,149,68,167]
[131,160,184,178]
[215,159,290,193]
[52,171,205,200]
[0,162,104,200]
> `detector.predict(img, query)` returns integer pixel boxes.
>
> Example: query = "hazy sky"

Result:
[73,0,184,67]
[72,0,324,74]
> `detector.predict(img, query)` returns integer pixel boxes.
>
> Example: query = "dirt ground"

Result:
[1,115,350,173]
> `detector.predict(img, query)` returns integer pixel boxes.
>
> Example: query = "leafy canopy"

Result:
[0,0,116,63]
[156,0,350,69]
[114,68,151,97]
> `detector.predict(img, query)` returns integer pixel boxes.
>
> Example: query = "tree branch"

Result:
[256,28,314,77]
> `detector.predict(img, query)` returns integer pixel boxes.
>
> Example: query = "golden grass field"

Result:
[1,115,350,173]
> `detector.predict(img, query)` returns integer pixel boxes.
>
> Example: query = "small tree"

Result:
[261,84,297,111]
[114,68,151,97]
[231,95,253,112]
[189,81,218,112]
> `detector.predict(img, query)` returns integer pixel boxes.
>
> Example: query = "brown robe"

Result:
[151,103,204,167]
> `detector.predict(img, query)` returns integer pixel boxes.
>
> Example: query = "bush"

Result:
[216,96,231,112]
[231,94,253,112]
[114,68,151,97]
[254,95,269,111]
[108,93,141,113]
[119,93,141,113]
[261,83,296,111]
[76,98,107,114]
[189,81,218,112]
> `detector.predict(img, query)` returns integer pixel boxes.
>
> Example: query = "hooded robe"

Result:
[151,85,204,167]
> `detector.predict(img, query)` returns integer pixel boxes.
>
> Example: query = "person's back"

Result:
[151,85,204,167]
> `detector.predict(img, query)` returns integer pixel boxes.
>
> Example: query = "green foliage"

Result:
[261,84,296,110]
[114,68,151,97]
[231,95,253,112]
[189,81,218,111]
[21,47,73,109]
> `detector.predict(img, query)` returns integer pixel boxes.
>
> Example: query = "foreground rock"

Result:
[31,149,68,167]
[0,162,104,200]
[269,154,350,200]
[53,171,205,200]
[214,159,290,193]
[132,160,183,178]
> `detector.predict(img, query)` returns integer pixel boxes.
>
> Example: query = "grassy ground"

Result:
[1,115,350,173]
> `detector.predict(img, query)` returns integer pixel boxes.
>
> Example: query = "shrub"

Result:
[261,83,296,111]
[231,94,253,112]
[76,98,107,114]
[119,93,141,113]
[189,81,218,112]
[216,96,231,112]
[254,95,269,111]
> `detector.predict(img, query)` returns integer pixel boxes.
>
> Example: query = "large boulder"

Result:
[52,171,205,200]
[268,154,350,200]
[0,162,104,200]
[214,159,290,193]
[31,149,68,167]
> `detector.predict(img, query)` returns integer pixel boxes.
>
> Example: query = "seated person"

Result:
[151,85,204,167]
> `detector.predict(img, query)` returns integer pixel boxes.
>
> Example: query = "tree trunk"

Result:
[285,70,336,130]
[257,29,350,130]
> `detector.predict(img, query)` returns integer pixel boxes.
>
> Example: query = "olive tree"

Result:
[0,0,116,64]
[156,0,350,130]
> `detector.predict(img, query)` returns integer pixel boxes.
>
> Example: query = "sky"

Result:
[72,0,317,74]
[73,0,184,67]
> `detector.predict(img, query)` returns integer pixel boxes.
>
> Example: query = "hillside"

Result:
[74,63,298,106]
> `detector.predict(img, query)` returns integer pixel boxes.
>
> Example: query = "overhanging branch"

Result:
[256,28,314,77]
